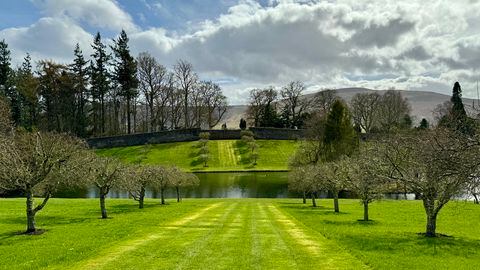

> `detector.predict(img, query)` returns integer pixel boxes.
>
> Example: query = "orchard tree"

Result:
[169,166,199,202]
[0,132,87,233]
[124,165,157,209]
[315,158,350,213]
[151,166,171,205]
[384,128,480,236]
[288,165,321,207]
[88,156,124,219]
[346,143,388,221]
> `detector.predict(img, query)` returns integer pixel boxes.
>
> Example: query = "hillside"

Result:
[219,88,478,128]
[98,140,299,172]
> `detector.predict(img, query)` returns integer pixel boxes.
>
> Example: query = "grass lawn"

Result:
[0,198,479,269]
[96,140,299,172]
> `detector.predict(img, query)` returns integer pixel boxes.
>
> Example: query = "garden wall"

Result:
[87,128,305,149]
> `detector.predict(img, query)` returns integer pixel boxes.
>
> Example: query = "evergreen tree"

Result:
[111,30,138,134]
[419,118,429,130]
[0,39,11,96]
[16,53,39,130]
[323,100,358,161]
[71,43,89,137]
[90,32,111,135]
[440,82,475,135]
[239,118,247,130]
[0,39,21,125]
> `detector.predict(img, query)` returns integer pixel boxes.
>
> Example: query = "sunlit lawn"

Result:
[0,198,479,269]
[97,140,299,171]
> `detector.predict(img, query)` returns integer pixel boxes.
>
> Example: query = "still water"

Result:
[56,172,297,199]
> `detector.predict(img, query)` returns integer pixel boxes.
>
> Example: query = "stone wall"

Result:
[87,128,305,149]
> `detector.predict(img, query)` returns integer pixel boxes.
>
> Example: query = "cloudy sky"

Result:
[1,0,480,104]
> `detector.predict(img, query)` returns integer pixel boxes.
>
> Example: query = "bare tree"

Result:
[88,156,124,219]
[124,165,157,209]
[174,60,198,128]
[288,165,322,207]
[345,143,388,221]
[137,52,167,132]
[0,132,87,233]
[315,158,350,213]
[377,90,410,132]
[0,97,12,136]
[350,92,381,133]
[246,87,278,127]
[384,129,480,236]
[280,81,312,128]
[169,166,199,202]
[200,81,228,128]
[312,89,338,116]
[150,166,171,205]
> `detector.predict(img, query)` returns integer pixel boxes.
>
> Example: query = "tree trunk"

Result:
[425,212,437,237]
[302,191,306,204]
[160,188,165,205]
[176,186,181,202]
[473,194,479,204]
[333,192,340,213]
[363,201,369,221]
[100,192,108,219]
[26,188,36,233]
[311,192,317,207]
[139,186,145,209]
[127,97,131,134]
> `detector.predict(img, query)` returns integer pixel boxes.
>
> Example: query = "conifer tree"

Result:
[323,100,358,161]
[71,43,89,137]
[111,30,138,134]
[90,32,111,135]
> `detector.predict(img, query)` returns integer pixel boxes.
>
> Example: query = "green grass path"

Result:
[97,140,299,172]
[68,200,366,270]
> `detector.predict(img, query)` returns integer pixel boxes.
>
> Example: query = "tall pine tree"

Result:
[440,82,475,135]
[111,30,138,134]
[0,39,21,125]
[71,43,89,137]
[90,32,111,135]
[16,53,39,130]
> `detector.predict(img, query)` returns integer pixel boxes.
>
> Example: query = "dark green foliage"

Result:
[0,39,11,97]
[111,30,139,134]
[239,118,247,130]
[71,44,89,137]
[15,54,39,131]
[418,118,429,130]
[439,82,476,135]
[90,32,111,135]
[323,100,358,161]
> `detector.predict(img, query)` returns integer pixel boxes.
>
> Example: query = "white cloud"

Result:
[3,0,480,104]
[32,0,137,32]
[0,17,93,65]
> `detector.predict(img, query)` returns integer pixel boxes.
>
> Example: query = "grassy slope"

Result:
[97,140,299,172]
[1,198,479,269]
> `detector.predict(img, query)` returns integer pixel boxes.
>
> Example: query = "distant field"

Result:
[1,198,479,269]
[97,140,299,172]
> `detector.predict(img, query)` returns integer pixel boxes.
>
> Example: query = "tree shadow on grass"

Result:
[338,233,480,258]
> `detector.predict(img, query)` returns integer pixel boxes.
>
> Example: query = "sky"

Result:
[1,0,480,104]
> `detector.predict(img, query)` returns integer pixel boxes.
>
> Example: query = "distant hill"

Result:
[217,88,478,129]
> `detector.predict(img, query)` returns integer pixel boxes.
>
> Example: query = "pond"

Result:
[55,172,298,199]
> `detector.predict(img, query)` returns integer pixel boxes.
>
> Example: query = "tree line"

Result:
[245,81,417,132]
[289,81,480,237]
[0,33,228,138]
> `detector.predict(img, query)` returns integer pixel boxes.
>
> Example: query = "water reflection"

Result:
[53,172,421,199]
